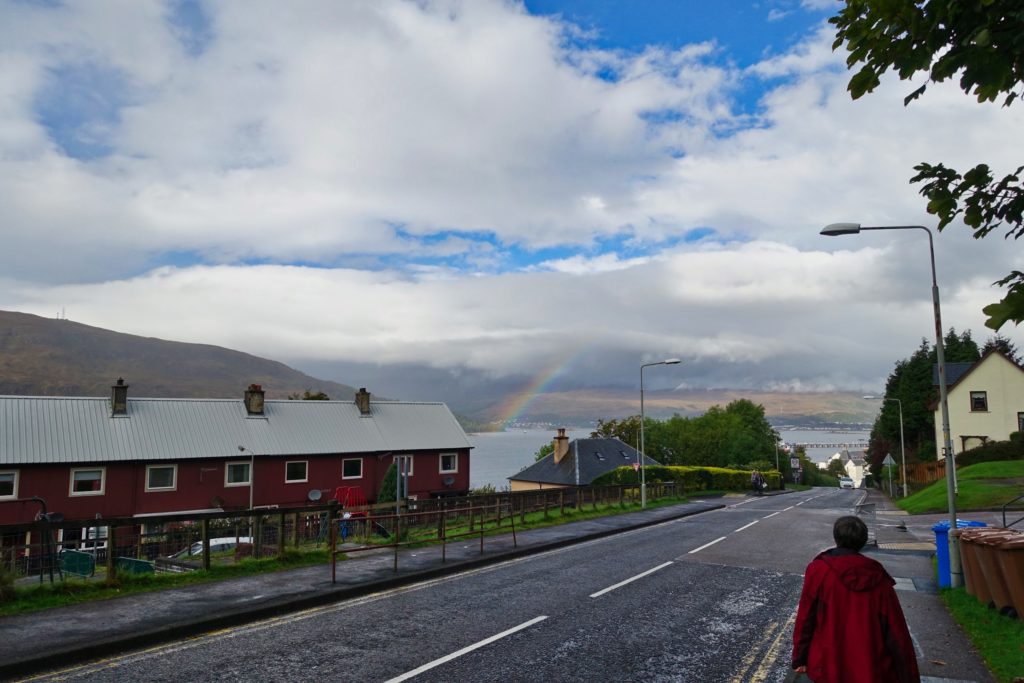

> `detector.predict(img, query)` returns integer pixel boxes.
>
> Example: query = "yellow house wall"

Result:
[935,353,1024,459]
[508,480,570,492]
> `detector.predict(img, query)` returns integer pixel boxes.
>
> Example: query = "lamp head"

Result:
[664,358,682,365]
[821,223,862,236]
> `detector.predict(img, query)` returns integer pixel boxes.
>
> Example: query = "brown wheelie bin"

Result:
[974,531,1020,613]
[958,527,989,602]
[995,531,1024,618]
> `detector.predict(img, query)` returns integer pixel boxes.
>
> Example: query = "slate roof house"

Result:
[0,381,472,526]
[931,349,1024,456]
[508,428,658,491]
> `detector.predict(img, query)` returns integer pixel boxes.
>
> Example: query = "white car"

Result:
[171,536,252,558]
[838,476,855,489]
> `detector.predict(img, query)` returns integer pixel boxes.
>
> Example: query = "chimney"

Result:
[244,384,265,415]
[110,378,129,416]
[355,388,371,415]
[553,427,570,463]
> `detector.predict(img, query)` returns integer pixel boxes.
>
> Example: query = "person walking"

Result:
[751,470,763,496]
[792,515,919,682]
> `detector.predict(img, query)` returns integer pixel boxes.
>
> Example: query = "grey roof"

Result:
[0,396,472,466]
[509,438,657,487]
[933,362,974,387]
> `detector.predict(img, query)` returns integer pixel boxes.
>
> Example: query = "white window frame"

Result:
[69,467,106,497]
[394,454,414,477]
[145,464,177,492]
[439,453,458,474]
[225,461,251,487]
[285,460,308,484]
[342,458,363,480]
[0,470,18,500]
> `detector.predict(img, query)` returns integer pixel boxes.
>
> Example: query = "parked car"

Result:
[838,476,855,489]
[170,536,252,559]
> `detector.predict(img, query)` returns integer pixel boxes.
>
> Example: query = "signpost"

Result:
[882,454,895,497]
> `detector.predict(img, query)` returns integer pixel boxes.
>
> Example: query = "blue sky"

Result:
[1,0,1022,402]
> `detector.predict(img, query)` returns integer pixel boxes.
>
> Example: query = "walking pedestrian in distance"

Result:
[792,515,919,682]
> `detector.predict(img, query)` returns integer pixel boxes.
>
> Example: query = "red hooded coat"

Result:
[792,548,920,683]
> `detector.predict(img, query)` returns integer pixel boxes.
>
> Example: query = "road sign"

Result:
[790,457,800,469]
[632,463,640,471]
[881,454,895,466]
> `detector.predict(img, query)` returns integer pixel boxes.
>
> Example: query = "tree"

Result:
[287,390,330,400]
[534,442,554,462]
[590,415,641,450]
[982,334,1022,364]
[831,1,1024,330]
[377,463,397,504]
[827,457,847,479]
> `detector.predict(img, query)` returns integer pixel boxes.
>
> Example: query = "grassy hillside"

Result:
[898,461,1024,514]
[0,310,358,400]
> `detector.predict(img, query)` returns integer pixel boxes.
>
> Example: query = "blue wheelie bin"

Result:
[933,519,987,588]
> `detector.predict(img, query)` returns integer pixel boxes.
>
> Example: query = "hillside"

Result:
[0,310,357,400]
[481,387,877,427]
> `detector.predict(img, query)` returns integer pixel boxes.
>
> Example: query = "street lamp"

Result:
[864,395,907,497]
[639,358,681,508]
[823,222,960,587]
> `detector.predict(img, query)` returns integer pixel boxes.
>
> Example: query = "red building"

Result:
[0,382,472,526]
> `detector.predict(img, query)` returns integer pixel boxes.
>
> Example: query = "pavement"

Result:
[0,489,1004,682]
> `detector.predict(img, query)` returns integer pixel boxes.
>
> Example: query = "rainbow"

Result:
[494,348,585,427]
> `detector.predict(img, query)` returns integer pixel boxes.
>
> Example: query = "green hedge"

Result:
[957,438,1024,467]
[592,465,780,491]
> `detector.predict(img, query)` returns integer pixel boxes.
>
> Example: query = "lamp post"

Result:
[823,223,960,587]
[639,358,681,508]
[864,395,907,497]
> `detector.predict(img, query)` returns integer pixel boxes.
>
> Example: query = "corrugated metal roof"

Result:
[0,397,472,465]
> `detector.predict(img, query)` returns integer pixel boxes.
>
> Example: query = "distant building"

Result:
[0,382,472,527]
[508,428,657,491]
[932,350,1024,457]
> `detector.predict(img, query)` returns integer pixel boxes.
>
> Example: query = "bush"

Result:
[0,565,14,604]
[592,465,780,492]
[958,439,1024,467]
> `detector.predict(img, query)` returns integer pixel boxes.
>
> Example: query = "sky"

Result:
[1,0,1022,410]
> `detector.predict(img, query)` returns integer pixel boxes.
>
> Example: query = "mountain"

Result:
[476,387,877,429]
[0,310,358,400]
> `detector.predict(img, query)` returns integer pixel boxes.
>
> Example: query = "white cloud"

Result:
[0,1,1022,402]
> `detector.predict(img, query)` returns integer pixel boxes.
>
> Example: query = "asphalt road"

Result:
[23,489,875,682]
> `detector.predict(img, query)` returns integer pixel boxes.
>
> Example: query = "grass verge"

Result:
[0,550,329,617]
[940,587,1024,683]
[897,461,1024,514]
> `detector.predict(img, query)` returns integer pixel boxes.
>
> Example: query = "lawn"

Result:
[941,587,1024,683]
[898,460,1024,514]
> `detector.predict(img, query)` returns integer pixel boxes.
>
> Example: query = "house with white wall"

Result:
[933,350,1024,457]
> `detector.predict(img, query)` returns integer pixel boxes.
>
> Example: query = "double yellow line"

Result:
[729,609,797,683]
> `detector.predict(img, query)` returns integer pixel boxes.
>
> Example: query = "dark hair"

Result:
[833,516,868,551]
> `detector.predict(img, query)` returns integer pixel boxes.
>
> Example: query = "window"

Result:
[0,471,17,500]
[970,391,988,412]
[1018,412,1024,433]
[394,455,414,477]
[342,458,362,479]
[439,453,458,474]
[593,451,605,461]
[225,461,251,487]
[145,465,177,491]
[70,468,105,496]
[285,461,308,483]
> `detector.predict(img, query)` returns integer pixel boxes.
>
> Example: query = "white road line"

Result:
[589,561,674,598]
[384,616,549,683]
[795,501,805,506]
[733,520,759,533]
[764,511,781,518]
[783,506,794,511]
[688,536,727,554]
